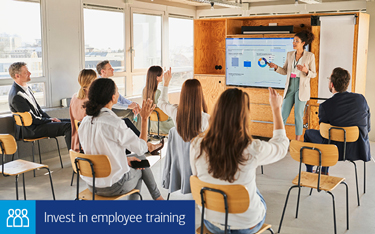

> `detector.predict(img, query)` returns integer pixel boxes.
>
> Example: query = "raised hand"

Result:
[139,98,156,120]
[163,67,172,86]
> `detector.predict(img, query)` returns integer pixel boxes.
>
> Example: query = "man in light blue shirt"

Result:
[96,61,141,151]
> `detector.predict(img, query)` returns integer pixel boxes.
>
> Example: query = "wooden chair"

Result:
[320,122,363,206]
[148,107,169,140]
[278,140,349,234]
[190,176,274,234]
[69,150,142,200]
[0,134,55,200]
[12,112,63,173]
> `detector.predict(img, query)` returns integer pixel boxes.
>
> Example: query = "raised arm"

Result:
[158,67,178,120]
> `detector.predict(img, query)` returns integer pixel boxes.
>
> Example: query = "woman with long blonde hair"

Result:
[190,88,289,233]
[142,66,175,134]
[69,69,97,152]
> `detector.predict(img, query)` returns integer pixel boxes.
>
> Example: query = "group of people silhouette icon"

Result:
[7,209,29,227]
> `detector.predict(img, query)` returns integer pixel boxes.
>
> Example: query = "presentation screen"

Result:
[226,37,294,89]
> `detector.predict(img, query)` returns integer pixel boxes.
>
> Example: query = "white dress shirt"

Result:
[158,86,210,132]
[190,129,289,229]
[78,107,148,188]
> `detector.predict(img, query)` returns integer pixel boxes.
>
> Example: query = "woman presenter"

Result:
[269,30,316,140]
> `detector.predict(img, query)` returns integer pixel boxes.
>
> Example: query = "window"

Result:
[0,0,43,79]
[83,8,125,72]
[132,13,162,70]
[168,16,194,90]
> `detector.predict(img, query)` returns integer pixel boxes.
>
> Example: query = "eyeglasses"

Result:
[293,40,301,43]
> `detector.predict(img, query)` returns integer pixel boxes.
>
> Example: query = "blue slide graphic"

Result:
[244,61,251,67]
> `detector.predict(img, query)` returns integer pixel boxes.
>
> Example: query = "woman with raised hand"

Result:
[269,30,316,141]
[143,66,175,135]
[158,69,209,142]
[190,87,289,233]
[79,78,163,200]
[69,69,97,152]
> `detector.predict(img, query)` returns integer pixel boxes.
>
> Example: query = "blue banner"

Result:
[0,200,195,234]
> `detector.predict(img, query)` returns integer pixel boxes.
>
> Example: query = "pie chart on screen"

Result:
[258,58,268,67]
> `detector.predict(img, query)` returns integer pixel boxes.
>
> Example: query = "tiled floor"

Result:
[1,141,375,234]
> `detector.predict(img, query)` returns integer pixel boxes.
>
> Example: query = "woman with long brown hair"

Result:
[143,66,175,134]
[69,69,97,152]
[158,69,209,142]
[190,88,289,233]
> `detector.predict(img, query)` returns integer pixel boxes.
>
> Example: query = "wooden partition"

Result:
[194,13,369,140]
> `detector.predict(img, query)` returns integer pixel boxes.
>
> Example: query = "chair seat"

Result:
[79,188,140,200]
[23,137,48,142]
[196,223,272,234]
[292,171,345,191]
[149,132,168,137]
[0,159,47,176]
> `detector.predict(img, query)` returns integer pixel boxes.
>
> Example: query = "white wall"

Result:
[365,2,375,141]
[44,0,82,107]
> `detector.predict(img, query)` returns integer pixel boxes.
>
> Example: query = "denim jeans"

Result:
[203,189,267,234]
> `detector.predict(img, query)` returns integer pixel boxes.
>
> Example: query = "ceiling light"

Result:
[188,0,242,8]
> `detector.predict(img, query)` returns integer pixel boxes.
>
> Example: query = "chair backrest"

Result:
[74,120,81,130]
[13,112,33,127]
[190,176,249,214]
[320,123,359,143]
[0,134,17,155]
[69,150,111,177]
[290,140,339,167]
[150,108,169,122]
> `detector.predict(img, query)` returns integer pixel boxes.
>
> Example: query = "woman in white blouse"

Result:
[79,78,163,200]
[158,69,209,142]
[190,87,289,233]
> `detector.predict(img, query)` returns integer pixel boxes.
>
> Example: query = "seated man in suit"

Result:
[305,67,371,174]
[8,62,71,149]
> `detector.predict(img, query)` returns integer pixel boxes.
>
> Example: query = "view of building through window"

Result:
[84,8,125,95]
[168,17,194,90]
[0,0,44,112]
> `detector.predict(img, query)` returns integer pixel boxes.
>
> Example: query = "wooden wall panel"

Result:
[250,104,295,124]
[226,19,243,35]
[194,20,226,75]
[194,75,226,114]
[310,26,320,106]
[250,122,300,139]
[309,105,320,130]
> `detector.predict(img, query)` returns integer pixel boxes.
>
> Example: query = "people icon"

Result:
[7,208,30,227]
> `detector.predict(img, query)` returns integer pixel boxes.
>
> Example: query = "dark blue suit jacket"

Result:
[319,91,371,162]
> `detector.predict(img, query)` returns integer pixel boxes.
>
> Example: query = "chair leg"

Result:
[167,193,171,200]
[341,181,349,230]
[261,165,264,174]
[309,188,313,196]
[327,191,337,234]
[15,175,19,200]
[32,142,36,177]
[349,161,360,206]
[278,185,298,233]
[295,186,301,218]
[54,137,63,168]
[268,228,275,234]
[37,140,42,164]
[136,192,143,200]
[45,168,56,200]
[364,161,366,194]
[70,171,75,186]
[23,173,26,200]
